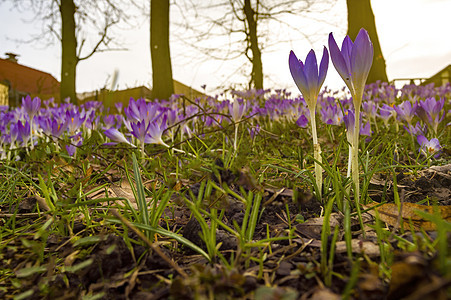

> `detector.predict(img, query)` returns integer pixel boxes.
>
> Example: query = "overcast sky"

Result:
[1,0,450,96]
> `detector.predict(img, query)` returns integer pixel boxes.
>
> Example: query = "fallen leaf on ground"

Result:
[295,213,341,239]
[388,253,450,300]
[308,239,380,257]
[364,202,451,231]
[309,289,341,300]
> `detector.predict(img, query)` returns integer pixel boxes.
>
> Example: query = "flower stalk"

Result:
[328,28,373,205]
[289,47,329,199]
[309,107,322,196]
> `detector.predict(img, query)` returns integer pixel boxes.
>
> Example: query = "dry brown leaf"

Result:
[109,180,138,209]
[335,240,380,257]
[309,239,380,257]
[64,250,80,267]
[358,273,385,294]
[364,202,451,231]
[426,163,451,175]
[387,253,449,300]
[295,213,341,239]
[310,289,341,300]
[34,194,51,212]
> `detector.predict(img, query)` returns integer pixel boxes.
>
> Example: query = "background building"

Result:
[0,53,60,106]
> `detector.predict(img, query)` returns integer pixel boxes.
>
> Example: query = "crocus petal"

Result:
[104,128,135,147]
[296,115,309,128]
[317,47,329,92]
[328,33,353,92]
[361,121,371,136]
[289,51,310,99]
[416,135,428,146]
[343,109,355,131]
[350,29,373,93]
[66,144,76,157]
[341,36,353,72]
[429,138,441,149]
[288,51,309,94]
[304,49,319,98]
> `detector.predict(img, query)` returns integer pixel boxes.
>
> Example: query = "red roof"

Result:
[0,58,60,95]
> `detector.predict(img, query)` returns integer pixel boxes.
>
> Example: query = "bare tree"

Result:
[243,0,263,89]
[150,0,174,100]
[346,0,388,83]
[60,0,77,103]
[3,0,132,103]
[172,0,333,91]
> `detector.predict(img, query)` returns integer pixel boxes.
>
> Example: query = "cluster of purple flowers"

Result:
[0,96,100,159]
[0,82,448,160]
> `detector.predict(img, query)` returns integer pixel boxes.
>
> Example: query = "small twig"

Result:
[263,188,285,206]
[0,212,46,218]
[110,209,188,279]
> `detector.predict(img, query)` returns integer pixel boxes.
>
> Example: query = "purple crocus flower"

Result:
[21,96,41,149]
[115,102,123,114]
[104,128,135,147]
[343,110,371,141]
[378,104,395,126]
[130,120,149,146]
[289,47,329,197]
[125,98,160,125]
[362,100,378,120]
[248,123,261,139]
[329,28,373,203]
[328,29,373,104]
[17,120,31,146]
[22,95,41,120]
[360,121,371,137]
[65,109,85,134]
[51,119,68,138]
[288,47,329,109]
[393,100,417,125]
[65,132,83,157]
[37,116,67,140]
[103,114,117,130]
[418,97,445,120]
[416,97,445,135]
[36,116,53,137]
[229,99,246,123]
[404,121,426,136]
[43,98,56,109]
[145,118,169,147]
[320,103,343,125]
[417,135,441,158]
[65,144,76,157]
[9,122,19,149]
[296,114,309,128]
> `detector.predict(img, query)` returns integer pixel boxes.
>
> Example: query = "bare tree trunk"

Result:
[60,0,78,103]
[244,0,263,90]
[150,0,174,100]
[347,0,388,83]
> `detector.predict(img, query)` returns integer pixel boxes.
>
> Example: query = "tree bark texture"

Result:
[244,0,263,90]
[60,0,78,103]
[346,0,388,83]
[150,0,174,100]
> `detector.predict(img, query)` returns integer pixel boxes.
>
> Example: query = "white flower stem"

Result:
[346,145,352,179]
[352,105,361,205]
[30,119,34,150]
[234,123,239,152]
[310,108,322,199]
[140,142,145,161]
